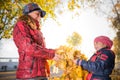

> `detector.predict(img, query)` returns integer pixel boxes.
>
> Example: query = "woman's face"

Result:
[28,11,41,22]
[94,42,106,51]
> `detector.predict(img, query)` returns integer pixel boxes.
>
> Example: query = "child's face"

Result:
[94,42,106,51]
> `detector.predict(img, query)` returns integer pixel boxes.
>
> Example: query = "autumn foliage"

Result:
[48,45,88,80]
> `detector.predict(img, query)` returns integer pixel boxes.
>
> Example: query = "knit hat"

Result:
[23,3,46,17]
[94,36,113,49]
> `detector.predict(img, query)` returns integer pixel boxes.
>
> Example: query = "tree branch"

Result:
[111,0,120,23]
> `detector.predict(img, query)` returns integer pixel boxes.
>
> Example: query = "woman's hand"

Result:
[53,54,61,61]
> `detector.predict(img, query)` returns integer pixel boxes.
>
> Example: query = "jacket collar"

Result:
[96,47,108,53]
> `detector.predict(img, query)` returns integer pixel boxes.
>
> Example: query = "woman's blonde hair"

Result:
[17,15,40,30]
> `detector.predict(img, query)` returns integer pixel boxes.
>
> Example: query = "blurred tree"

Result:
[110,0,120,60]
[66,32,82,47]
[68,0,81,11]
[0,0,61,39]
[113,35,120,61]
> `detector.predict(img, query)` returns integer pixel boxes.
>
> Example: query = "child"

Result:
[74,36,115,80]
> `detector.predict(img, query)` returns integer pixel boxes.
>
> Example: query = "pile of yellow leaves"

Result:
[48,45,88,80]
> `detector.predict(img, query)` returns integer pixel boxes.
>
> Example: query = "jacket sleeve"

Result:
[13,21,55,60]
[80,50,114,73]
[24,41,55,59]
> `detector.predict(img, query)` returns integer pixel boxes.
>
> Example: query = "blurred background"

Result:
[0,0,120,80]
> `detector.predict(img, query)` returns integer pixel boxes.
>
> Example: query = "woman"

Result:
[13,3,59,80]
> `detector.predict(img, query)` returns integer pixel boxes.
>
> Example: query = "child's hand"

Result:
[73,59,82,66]
[73,59,78,64]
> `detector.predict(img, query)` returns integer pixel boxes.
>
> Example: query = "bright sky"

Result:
[0,7,116,59]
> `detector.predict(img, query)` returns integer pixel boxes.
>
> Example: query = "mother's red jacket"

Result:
[13,20,55,79]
